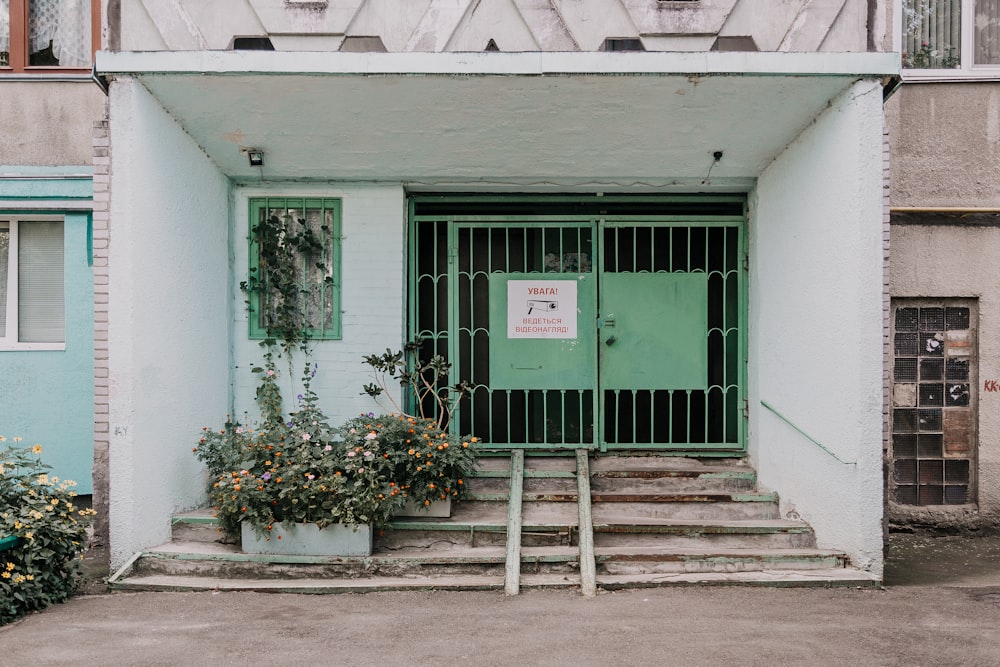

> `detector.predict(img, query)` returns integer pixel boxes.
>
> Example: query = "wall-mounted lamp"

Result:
[247,150,264,167]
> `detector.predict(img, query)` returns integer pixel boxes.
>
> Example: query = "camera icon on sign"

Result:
[527,300,559,314]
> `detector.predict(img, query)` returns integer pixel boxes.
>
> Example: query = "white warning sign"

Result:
[507,280,577,339]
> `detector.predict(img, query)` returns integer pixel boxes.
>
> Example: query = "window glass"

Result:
[0,0,10,67]
[28,0,92,67]
[18,221,64,343]
[247,198,342,340]
[976,0,1000,63]
[0,225,8,337]
[903,0,962,69]
[891,299,976,506]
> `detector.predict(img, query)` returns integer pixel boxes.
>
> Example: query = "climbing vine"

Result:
[241,207,332,357]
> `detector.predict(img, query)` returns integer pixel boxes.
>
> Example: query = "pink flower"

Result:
[347,451,356,457]
[357,468,365,474]
[365,432,377,440]
[302,433,311,441]
[266,369,275,376]
[324,445,332,452]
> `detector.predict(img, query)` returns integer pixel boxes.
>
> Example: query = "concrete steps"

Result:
[109,454,879,593]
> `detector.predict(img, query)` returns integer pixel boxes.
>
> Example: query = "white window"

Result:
[0,218,65,350]
[901,0,1000,76]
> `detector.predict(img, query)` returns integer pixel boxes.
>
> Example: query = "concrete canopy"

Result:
[96,50,898,185]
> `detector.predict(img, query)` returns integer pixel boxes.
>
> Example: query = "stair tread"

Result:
[171,508,218,523]
[111,567,877,593]
[594,546,845,557]
[597,568,880,587]
[145,541,582,562]
[112,573,507,592]
[592,516,810,528]
[591,491,776,501]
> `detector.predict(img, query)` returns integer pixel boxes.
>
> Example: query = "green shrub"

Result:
[0,438,95,626]
[338,414,477,508]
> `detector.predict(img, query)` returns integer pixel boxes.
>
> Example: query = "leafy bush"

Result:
[0,439,95,626]
[195,353,480,544]
[339,414,476,508]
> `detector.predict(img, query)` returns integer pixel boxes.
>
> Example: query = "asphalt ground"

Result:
[1,531,998,667]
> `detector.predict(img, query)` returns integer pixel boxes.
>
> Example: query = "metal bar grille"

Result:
[410,199,746,452]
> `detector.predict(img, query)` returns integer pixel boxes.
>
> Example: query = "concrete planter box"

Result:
[394,496,452,518]
[241,521,373,557]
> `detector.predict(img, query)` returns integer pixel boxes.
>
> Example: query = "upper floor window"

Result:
[0,218,65,350]
[0,0,100,73]
[902,0,1000,71]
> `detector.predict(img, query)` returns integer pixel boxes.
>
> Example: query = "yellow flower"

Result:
[24,574,33,581]
[0,465,4,475]
[38,474,49,485]
[13,436,22,442]
[1,571,10,579]
[32,444,43,454]
[24,532,33,540]
[5,562,13,571]
[13,521,22,529]
[0,435,5,441]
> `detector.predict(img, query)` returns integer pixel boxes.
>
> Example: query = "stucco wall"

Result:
[889,225,1000,528]
[230,185,406,426]
[107,78,230,567]
[0,209,94,492]
[751,79,886,574]
[118,0,884,54]
[0,82,105,167]
[886,83,1000,208]
[886,81,1000,529]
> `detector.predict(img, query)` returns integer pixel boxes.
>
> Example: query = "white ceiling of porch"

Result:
[98,51,898,186]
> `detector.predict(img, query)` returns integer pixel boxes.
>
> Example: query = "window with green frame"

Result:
[246,197,342,341]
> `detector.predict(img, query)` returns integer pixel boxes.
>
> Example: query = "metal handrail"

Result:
[760,400,857,466]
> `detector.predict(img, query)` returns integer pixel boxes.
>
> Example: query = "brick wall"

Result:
[91,111,110,547]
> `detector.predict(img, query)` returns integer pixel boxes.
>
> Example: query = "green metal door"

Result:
[408,197,746,453]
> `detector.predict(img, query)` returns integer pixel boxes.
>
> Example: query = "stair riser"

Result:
[597,556,847,575]
[593,501,780,521]
[469,475,756,495]
[133,556,577,579]
[171,522,226,544]
[594,531,817,549]
[590,475,756,493]
[466,477,578,495]
[379,529,576,550]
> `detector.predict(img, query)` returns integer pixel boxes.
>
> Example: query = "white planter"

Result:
[394,496,452,518]
[241,521,373,556]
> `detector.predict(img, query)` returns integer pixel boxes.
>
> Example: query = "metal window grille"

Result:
[247,197,342,340]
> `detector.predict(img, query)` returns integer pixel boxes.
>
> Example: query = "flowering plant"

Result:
[0,438,96,625]
[195,342,481,544]
[195,356,384,540]
[339,414,477,509]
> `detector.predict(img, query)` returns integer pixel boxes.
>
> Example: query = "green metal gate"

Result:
[408,196,747,453]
